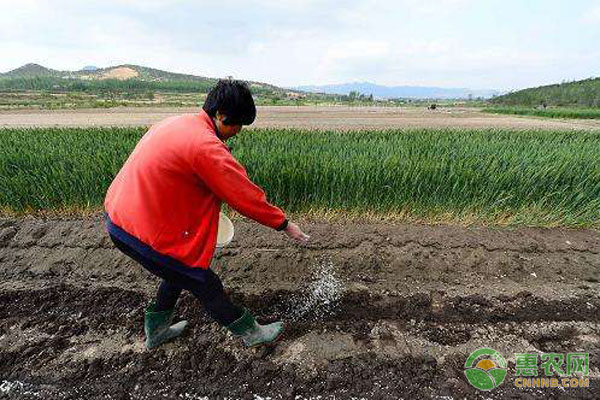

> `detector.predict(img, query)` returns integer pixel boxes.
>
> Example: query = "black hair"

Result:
[203,80,256,125]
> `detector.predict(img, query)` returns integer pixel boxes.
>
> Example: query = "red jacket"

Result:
[104,110,287,269]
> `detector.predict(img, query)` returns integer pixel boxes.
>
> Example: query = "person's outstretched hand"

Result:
[284,221,310,243]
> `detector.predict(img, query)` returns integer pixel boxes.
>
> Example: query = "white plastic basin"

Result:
[216,213,234,248]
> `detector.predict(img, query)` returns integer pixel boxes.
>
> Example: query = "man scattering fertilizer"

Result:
[104,80,309,349]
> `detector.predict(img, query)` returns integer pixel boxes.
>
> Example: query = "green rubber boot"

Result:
[144,302,188,349]
[226,309,284,348]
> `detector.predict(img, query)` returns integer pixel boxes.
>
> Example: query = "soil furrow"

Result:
[0,216,598,399]
[1,283,599,399]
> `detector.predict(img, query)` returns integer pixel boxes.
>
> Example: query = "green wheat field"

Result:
[1,127,599,227]
[484,106,600,120]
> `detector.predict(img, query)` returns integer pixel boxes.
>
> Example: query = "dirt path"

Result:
[0,216,599,399]
[1,106,600,130]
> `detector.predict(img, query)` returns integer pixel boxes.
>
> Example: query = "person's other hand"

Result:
[284,221,310,243]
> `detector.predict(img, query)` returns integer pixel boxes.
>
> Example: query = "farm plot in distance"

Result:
[2,105,600,130]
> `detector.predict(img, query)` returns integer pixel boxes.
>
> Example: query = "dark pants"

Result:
[109,234,243,326]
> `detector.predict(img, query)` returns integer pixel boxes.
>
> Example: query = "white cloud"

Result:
[582,5,600,23]
[328,40,391,59]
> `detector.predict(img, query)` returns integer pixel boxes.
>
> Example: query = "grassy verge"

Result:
[1,127,599,227]
[483,106,600,119]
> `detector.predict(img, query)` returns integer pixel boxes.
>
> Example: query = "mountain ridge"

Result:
[296,81,500,100]
[0,63,287,92]
[2,64,500,100]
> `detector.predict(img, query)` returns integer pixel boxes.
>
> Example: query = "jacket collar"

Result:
[199,109,230,151]
[199,109,224,142]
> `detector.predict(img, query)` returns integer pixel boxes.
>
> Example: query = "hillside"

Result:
[491,77,600,107]
[0,63,293,95]
[2,63,62,78]
[0,63,323,109]
[1,63,216,82]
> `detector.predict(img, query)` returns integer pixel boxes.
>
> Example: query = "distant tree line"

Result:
[491,77,600,107]
[347,91,374,101]
[323,91,373,102]
[0,76,279,96]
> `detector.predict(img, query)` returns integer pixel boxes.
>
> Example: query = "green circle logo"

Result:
[464,348,507,391]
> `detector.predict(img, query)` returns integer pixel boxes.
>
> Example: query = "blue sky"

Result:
[1,0,599,90]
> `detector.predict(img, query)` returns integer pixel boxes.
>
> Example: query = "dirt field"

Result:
[2,106,600,130]
[0,216,598,398]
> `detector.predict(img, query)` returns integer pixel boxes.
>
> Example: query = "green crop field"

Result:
[483,106,600,120]
[1,127,599,227]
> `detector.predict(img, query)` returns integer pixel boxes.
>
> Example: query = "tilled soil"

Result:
[2,106,600,130]
[0,216,599,399]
